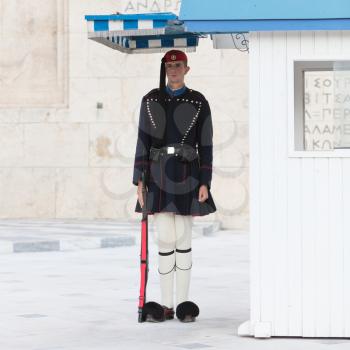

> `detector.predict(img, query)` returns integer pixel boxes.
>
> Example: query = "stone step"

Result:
[0,219,222,254]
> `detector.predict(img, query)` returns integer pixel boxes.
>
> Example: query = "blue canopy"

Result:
[85,2,350,54]
[84,12,205,53]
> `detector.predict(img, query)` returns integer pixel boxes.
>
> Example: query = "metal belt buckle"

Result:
[167,146,175,154]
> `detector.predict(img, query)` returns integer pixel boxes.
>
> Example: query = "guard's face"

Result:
[165,60,190,85]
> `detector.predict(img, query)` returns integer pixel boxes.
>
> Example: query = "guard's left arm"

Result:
[196,98,213,191]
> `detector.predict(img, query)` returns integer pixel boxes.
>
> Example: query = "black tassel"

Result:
[159,57,166,90]
[158,57,167,147]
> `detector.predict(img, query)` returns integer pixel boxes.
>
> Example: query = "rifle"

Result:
[138,170,149,322]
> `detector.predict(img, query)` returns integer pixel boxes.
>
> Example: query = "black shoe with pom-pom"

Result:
[176,301,200,322]
[142,302,174,322]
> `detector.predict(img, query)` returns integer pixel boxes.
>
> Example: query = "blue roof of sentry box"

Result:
[180,0,350,20]
[179,0,350,31]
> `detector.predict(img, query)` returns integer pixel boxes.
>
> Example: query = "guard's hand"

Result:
[137,180,146,208]
[198,184,208,202]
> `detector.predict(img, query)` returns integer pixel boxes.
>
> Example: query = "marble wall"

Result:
[0,0,249,229]
[0,0,68,106]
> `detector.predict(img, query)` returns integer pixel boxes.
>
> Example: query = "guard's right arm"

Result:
[132,98,151,187]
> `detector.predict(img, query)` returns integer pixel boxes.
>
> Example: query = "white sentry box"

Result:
[239,30,350,338]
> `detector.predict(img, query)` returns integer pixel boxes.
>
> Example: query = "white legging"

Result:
[153,212,193,309]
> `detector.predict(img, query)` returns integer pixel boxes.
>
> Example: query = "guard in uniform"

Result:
[132,49,216,322]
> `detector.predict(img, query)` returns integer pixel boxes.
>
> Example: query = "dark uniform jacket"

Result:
[132,86,216,216]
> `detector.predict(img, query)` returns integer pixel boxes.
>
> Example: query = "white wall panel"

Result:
[247,29,350,337]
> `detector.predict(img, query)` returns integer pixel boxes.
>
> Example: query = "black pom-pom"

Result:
[176,301,200,321]
[142,301,164,321]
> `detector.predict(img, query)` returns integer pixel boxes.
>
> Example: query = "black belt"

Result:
[149,145,198,162]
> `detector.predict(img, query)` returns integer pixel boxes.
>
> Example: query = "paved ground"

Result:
[1,227,350,350]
